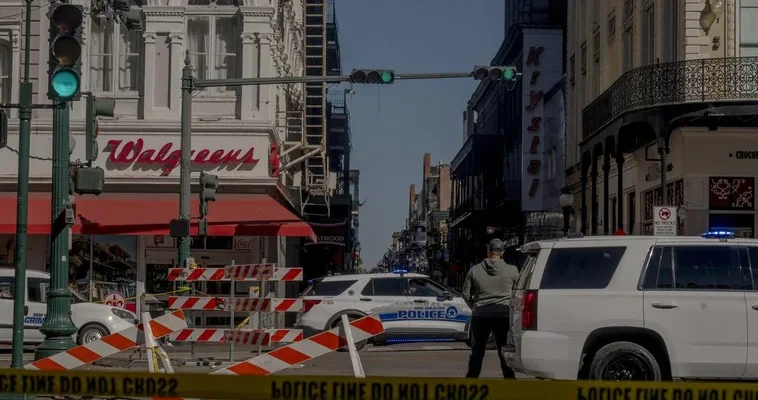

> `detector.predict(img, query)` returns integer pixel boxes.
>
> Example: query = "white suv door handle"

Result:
[750,305,758,311]
[651,302,678,309]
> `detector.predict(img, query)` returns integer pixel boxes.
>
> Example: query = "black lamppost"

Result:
[559,187,575,237]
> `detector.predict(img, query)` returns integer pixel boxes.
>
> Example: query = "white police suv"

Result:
[0,269,137,345]
[295,270,472,349]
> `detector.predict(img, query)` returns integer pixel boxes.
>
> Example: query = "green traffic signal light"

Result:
[51,69,79,99]
[380,71,394,84]
[503,67,516,80]
[48,3,83,101]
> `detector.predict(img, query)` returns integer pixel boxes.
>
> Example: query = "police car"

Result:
[295,270,475,350]
[0,269,137,344]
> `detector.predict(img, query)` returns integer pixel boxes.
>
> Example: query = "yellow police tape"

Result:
[3,368,758,400]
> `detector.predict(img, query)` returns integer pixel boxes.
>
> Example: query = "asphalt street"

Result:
[0,342,523,379]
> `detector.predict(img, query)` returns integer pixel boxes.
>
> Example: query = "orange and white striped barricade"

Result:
[166,265,303,282]
[210,314,384,376]
[166,262,304,365]
[25,310,187,371]
[223,328,304,345]
[167,296,303,313]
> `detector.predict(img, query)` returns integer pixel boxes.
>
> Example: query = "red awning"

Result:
[0,193,315,240]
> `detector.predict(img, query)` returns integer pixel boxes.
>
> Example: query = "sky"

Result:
[334,0,506,268]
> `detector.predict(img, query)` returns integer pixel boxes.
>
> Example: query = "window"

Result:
[627,191,636,234]
[187,0,241,93]
[89,0,143,93]
[362,278,407,296]
[407,278,445,297]
[640,6,655,66]
[540,247,627,289]
[0,276,13,299]
[671,246,742,290]
[642,246,673,289]
[0,40,10,104]
[28,277,49,303]
[303,279,357,296]
[622,27,634,72]
[515,252,539,290]
[745,247,758,289]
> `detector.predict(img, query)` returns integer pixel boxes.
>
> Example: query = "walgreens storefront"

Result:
[0,122,314,322]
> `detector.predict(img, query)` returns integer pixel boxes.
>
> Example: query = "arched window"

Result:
[186,0,241,93]
[89,0,143,94]
[0,40,11,104]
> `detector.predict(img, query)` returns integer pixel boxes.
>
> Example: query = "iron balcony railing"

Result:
[582,57,758,140]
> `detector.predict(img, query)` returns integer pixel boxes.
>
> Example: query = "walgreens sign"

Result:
[95,134,272,179]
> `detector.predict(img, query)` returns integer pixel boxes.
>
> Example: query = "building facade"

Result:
[299,0,359,278]
[0,0,314,325]
[449,0,567,268]
[566,0,758,238]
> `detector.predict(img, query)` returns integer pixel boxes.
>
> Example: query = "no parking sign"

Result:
[104,292,126,308]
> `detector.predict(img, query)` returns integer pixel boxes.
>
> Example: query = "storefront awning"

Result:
[0,193,316,240]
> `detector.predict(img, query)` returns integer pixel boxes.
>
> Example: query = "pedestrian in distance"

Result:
[462,238,519,379]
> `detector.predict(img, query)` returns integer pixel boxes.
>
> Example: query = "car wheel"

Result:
[331,315,368,352]
[77,324,109,345]
[588,341,662,381]
[465,330,497,350]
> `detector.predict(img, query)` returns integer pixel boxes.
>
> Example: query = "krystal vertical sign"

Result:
[521,29,564,211]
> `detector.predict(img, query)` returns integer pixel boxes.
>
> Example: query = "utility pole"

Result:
[10,0,34,369]
[37,1,85,359]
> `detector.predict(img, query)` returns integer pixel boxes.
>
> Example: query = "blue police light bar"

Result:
[391,267,409,274]
[702,230,736,239]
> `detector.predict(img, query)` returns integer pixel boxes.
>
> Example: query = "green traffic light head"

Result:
[503,67,516,80]
[50,68,80,100]
[380,70,394,84]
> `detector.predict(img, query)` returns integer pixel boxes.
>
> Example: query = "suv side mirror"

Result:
[442,290,454,300]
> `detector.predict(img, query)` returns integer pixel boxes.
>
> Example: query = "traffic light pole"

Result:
[192,71,475,88]
[10,0,34,369]
[36,105,77,360]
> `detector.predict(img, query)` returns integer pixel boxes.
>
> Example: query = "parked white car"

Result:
[295,270,472,350]
[0,268,137,344]
[505,231,758,381]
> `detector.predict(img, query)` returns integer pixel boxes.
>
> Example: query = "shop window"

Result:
[0,235,16,267]
[146,262,173,295]
[66,235,137,302]
[709,177,755,211]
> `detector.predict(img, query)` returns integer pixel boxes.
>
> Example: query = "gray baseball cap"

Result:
[487,238,504,252]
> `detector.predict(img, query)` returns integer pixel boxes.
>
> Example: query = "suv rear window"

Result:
[540,247,626,289]
[301,279,357,296]
[515,251,539,290]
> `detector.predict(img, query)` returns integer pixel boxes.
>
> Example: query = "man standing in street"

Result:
[462,238,519,378]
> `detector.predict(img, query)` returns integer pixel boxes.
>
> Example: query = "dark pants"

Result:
[466,314,515,378]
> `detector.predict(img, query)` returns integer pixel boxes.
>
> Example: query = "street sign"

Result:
[103,292,126,308]
[653,206,678,236]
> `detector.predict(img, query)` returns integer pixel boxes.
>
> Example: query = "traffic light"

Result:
[349,69,395,84]
[473,66,518,82]
[85,95,115,162]
[48,2,84,101]
[0,109,6,149]
[199,172,219,217]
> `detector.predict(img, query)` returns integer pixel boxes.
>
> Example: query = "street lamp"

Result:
[700,0,724,35]
[559,188,575,237]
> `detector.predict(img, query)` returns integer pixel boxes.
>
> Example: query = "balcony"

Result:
[582,57,758,140]
[326,0,342,76]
